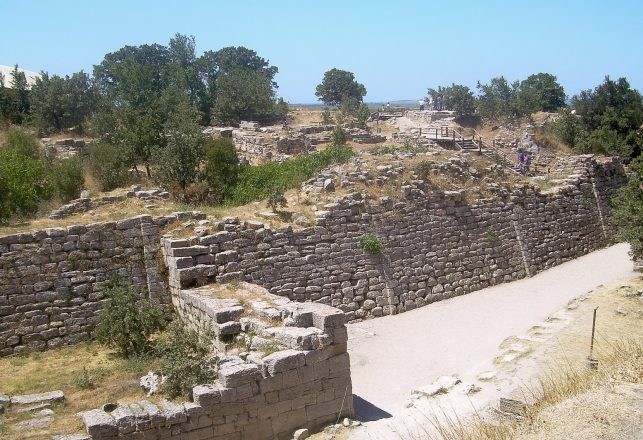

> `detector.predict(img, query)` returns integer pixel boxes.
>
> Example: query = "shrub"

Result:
[51,156,84,202]
[612,154,643,259]
[228,142,353,206]
[415,160,433,180]
[88,143,131,191]
[155,321,217,399]
[202,137,240,203]
[321,109,333,124]
[331,126,348,146]
[267,185,287,212]
[0,129,51,221]
[360,233,384,254]
[94,282,165,358]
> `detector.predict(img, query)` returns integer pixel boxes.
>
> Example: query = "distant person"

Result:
[518,150,525,172]
[525,152,532,173]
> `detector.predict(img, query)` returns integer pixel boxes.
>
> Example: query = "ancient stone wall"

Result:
[160,157,626,322]
[79,283,353,440]
[0,212,202,356]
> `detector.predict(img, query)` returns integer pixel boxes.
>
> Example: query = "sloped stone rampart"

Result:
[160,156,626,322]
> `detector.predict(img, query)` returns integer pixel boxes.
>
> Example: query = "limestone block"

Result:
[192,385,221,407]
[11,390,64,405]
[262,350,306,375]
[218,362,260,388]
[81,409,118,437]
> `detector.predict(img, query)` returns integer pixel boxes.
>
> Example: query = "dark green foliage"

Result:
[549,77,642,159]
[201,137,240,203]
[321,109,333,124]
[517,73,566,114]
[0,128,51,221]
[360,233,384,254]
[94,282,165,358]
[30,71,98,135]
[154,321,217,399]
[612,155,643,259]
[154,88,204,191]
[331,126,348,145]
[88,143,131,191]
[549,109,586,149]
[315,69,366,107]
[476,76,520,120]
[427,84,476,117]
[414,160,433,180]
[211,66,279,125]
[228,141,353,206]
[50,156,85,202]
[267,186,287,212]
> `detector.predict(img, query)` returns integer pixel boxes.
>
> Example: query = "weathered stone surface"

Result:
[218,362,260,388]
[15,417,53,430]
[11,390,64,405]
[262,350,306,375]
[81,409,117,437]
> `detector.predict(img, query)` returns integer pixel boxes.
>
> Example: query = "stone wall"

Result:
[79,283,353,440]
[0,212,202,356]
[158,156,626,322]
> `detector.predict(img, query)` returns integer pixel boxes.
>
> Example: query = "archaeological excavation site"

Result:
[1,101,637,440]
[1,11,642,440]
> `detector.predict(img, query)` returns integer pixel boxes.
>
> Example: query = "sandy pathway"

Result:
[346,243,635,438]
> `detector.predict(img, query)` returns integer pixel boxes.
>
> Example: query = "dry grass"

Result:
[0,343,157,439]
[532,129,571,155]
[400,277,643,440]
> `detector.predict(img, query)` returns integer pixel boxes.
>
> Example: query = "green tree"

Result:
[94,282,165,358]
[612,154,643,259]
[198,46,281,124]
[93,43,172,176]
[315,69,366,107]
[154,86,204,191]
[88,143,132,191]
[202,137,240,203]
[30,71,97,134]
[50,156,85,202]
[571,76,642,159]
[476,76,519,120]
[211,66,278,124]
[517,73,566,114]
[9,66,30,124]
[0,128,51,221]
[443,84,476,117]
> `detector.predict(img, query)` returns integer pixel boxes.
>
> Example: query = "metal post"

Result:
[587,306,599,369]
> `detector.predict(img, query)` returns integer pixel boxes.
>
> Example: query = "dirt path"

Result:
[344,243,636,439]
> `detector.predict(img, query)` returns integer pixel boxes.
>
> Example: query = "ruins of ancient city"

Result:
[0,3,642,440]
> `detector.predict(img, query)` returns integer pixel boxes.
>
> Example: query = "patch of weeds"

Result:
[73,366,111,390]
[486,226,500,242]
[360,233,384,254]
[415,160,433,180]
[260,340,283,356]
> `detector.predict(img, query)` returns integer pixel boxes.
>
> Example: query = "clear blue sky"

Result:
[1,0,642,103]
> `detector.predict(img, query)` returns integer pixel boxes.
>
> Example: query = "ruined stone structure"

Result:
[153,156,625,322]
[80,283,353,440]
[0,212,203,356]
[0,154,628,439]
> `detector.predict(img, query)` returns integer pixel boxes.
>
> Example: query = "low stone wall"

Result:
[159,156,626,322]
[0,212,202,356]
[80,283,353,440]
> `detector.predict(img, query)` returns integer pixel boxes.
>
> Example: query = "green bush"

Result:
[51,156,85,202]
[0,128,51,221]
[267,185,287,212]
[321,109,333,125]
[88,143,131,191]
[228,141,353,206]
[94,282,165,358]
[155,321,217,399]
[612,154,643,259]
[360,233,384,254]
[202,137,240,203]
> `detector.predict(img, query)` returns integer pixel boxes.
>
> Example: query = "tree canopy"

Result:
[315,69,366,107]
[426,84,476,117]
